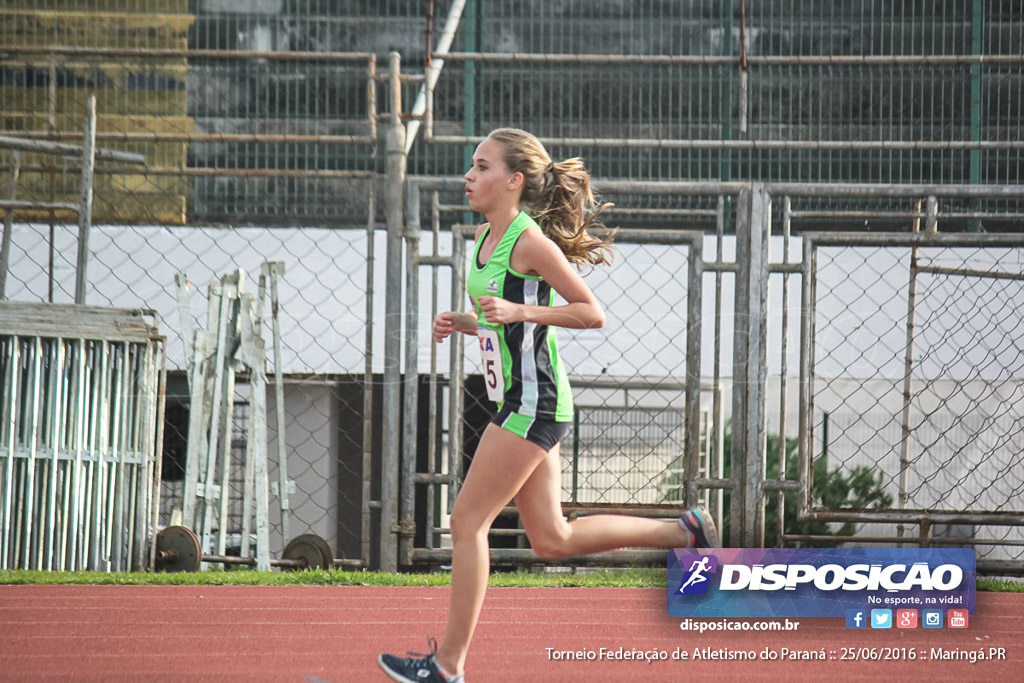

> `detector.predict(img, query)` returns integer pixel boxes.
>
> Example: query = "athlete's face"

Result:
[464,138,520,215]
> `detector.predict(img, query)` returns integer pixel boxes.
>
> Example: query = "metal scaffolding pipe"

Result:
[361,185,376,568]
[376,177,1024,201]
[74,95,97,305]
[916,265,1024,281]
[800,509,1024,526]
[425,191,440,552]
[0,134,145,165]
[683,233,704,507]
[0,46,375,61]
[0,165,374,179]
[802,232,1024,248]
[428,135,1024,150]
[0,200,79,213]
[0,151,21,299]
[399,182,421,566]
[379,52,406,572]
[769,182,1024,198]
[409,176,751,197]
[5,131,375,145]
[406,0,467,153]
[435,50,1024,66]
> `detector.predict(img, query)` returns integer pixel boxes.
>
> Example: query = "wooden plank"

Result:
[0,301,161,341]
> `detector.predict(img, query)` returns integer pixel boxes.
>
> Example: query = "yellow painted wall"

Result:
[0,8,195,225]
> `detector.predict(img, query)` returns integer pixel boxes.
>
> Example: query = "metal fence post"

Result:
[362,187,376,568]
[400,183,421,565]
[448,226,466,506]
[683,236,704,507]
[896,208,925,545]
[380,52,407,572]
[74,95,96,305]
[239,298,271,572]
[265,263,291,545]
[0,151,20,300]
[798,233,816,522]
[731,183,770,547]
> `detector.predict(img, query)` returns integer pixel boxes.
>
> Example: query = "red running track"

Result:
[0,585,1021,681]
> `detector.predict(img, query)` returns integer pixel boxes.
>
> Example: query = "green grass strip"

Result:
[978,577,1024,593]
[0,567,665,588]
[0,568,1020,591]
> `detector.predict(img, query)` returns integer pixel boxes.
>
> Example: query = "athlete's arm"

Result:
[476,228,605,330]
[434,223,491,344]
[433,311,479,343]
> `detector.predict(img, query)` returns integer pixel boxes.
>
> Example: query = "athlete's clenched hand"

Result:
[433,311,457,343]
[477,296,523,325]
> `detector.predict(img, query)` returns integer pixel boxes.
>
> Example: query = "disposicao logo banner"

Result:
[667,548,976,618]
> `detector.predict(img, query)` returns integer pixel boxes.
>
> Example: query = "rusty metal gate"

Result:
[797,228,1024,574]
[373,180,1024,574]
[0,302,165,572]
[383,179,762,569]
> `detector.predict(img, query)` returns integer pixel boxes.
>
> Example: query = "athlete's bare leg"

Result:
[433,425,550,676]
[514,444,693,558]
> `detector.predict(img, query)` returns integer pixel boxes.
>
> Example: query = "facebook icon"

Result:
[845,609,867,629]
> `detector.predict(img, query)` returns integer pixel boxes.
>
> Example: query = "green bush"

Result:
[761,431,892,546]
[661,420,892,546]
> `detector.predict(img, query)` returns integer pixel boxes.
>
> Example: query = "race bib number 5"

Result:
[477,327,504,402]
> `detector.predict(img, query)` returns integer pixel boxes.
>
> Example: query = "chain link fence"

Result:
[568,406,688,507]
[3,220,377,560]
[557,238,705,510]
[805,235,1024,562]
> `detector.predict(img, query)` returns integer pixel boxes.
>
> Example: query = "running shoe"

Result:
[377,637,463,683]
[679,505,721,548]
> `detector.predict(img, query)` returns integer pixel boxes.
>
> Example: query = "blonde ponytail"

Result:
[486,128,614,267]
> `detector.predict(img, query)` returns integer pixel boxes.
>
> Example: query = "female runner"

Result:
[378,128,719,683]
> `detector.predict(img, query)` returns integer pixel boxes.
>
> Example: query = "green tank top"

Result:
[465,211,574,422]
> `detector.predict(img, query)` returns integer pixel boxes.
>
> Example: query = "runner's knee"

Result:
[449,503,491,545]
[525,523,572,560]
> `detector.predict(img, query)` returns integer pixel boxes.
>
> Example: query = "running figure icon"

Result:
[679,556,712,593]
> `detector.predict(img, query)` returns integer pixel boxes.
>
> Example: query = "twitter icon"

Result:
[870,609,892,629]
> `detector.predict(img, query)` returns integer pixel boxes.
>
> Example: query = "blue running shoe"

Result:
[377,638,463,683]
[679,505,721,548]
